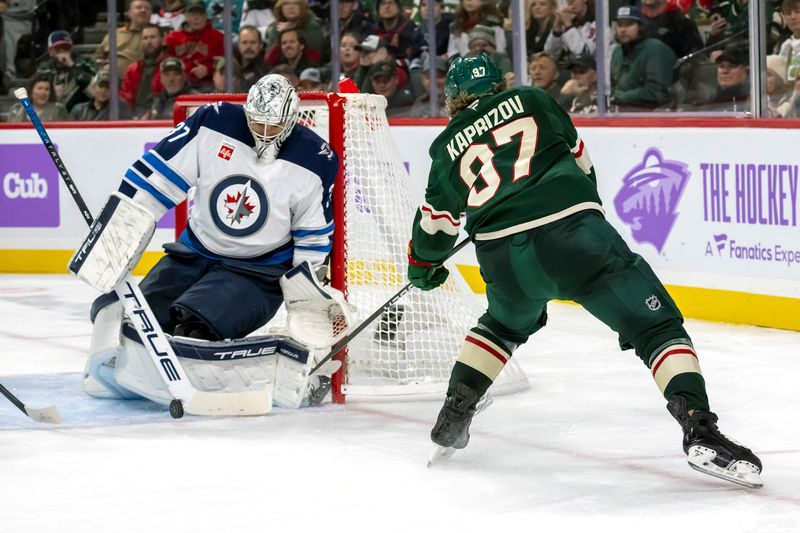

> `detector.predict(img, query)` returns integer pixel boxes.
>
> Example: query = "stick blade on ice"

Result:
[25,405,62,424]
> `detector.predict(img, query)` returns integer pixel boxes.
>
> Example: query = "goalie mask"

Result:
[244,74,300,158]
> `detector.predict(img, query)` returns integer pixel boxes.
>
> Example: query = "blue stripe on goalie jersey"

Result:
[124,168,176,208]
[178,227,295,266]
[151,102,254,161]
[142,151,191,192]
[295,243,333,253]
[291,222,335,237]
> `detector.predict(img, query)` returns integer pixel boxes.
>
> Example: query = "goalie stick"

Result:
[0,382,62,424]
[309,237,471,377]
[14,88,270,418]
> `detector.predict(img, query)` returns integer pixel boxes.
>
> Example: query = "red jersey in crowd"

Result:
[164,21,225,85]
[120,54,167,112]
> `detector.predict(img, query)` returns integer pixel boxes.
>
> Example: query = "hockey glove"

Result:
[407,248,449,291]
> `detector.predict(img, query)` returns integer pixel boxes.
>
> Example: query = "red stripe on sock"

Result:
[465,335,508,364]
[651,348,698,377]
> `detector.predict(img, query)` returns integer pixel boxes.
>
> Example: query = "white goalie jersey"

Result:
[120,101,338,268]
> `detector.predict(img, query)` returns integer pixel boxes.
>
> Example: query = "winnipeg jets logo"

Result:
[318,142,334,160]
[210,175,269,237]
[224,180,256,225]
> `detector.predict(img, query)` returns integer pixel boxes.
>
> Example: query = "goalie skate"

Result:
[667,396,763,488]
[427,384,493,467]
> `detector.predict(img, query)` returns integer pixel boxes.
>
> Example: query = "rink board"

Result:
[1,118,799,330]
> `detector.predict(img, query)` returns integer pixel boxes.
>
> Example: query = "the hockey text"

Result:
[701,162,799,226]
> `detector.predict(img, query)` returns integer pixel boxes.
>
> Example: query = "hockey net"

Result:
[173,92,529,403]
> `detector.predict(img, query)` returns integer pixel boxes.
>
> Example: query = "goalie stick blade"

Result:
[686,447,764,489]
[427,445,458,467]
[24,405,62,424]
[184,390,272,417]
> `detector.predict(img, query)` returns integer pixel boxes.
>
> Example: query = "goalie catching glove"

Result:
[279,261,357,349]
[407,241,449,291]
[68,193,156,292]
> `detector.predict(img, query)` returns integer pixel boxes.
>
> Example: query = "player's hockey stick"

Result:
[14,88,270,418]
[309,237,471,377]
[0,382,62,424]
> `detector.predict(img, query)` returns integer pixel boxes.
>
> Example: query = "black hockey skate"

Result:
[427,383,481,466]
[667,396,763,488]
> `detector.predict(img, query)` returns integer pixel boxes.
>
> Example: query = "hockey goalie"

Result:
[69,75,353,412]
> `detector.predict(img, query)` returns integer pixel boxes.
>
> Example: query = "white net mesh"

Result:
[178,93,529,401]
[296,94,528,399]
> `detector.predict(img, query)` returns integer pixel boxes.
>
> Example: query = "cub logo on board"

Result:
[0,144,59,228]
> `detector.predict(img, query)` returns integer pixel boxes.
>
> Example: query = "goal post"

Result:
[171,92,529,403]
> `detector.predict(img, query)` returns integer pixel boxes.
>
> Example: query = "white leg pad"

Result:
[102,332,277,411]
[273,356,312,409]
[83,300,139,400]
[179,349,277,404]
[115,333,175,405]
[272,348,341,409]
[114,336,279,409]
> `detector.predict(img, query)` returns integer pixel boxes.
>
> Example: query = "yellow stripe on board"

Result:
[0,250,164,277]
[456,264,800,332]
[664,285,800,332]
[2,251,799,332]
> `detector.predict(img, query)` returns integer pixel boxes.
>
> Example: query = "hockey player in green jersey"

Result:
[407,53,763,488]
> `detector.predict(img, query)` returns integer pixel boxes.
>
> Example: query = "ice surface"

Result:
[1,274,798,532]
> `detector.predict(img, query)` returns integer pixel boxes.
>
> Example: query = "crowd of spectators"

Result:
[1,0,799,121]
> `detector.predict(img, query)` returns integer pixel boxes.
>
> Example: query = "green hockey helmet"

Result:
[444,53,504,99]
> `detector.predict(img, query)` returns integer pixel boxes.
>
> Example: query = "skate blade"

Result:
[687,448,763,488]
[427,445,458,467]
